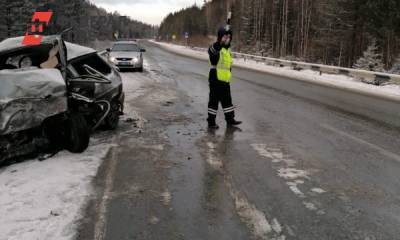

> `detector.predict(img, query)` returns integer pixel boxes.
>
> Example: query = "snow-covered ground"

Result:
[151,40,400,100]
[0,136,116,240]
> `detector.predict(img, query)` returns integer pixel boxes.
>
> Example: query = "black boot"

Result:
[208,117,219,129]
[208,122,220,129]
[227,119,242,126]
[225,111,241,126]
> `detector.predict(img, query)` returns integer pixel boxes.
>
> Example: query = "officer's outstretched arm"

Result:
[208,42,222,65]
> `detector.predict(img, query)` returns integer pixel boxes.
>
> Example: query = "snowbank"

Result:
[151,40,400,101]
[0,138,115,240]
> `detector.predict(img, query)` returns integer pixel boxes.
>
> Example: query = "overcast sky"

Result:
[90,0,203,25]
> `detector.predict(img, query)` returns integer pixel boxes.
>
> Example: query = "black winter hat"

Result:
[217,27,232,42]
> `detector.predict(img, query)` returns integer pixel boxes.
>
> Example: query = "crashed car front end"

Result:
[0,68,67,135]
[0,36,82,163]
[0,35,125,163]
[66,42,125,130]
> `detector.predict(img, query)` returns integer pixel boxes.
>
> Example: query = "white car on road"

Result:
[107,41,146,72]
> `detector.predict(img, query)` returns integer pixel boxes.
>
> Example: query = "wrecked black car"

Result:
[0,35,124,163]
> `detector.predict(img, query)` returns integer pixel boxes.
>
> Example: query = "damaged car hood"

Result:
[0,68,66,100]
[0,68,67,135]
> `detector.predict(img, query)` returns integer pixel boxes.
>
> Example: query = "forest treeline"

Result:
[159,0,400,72]
[0,0,155,45]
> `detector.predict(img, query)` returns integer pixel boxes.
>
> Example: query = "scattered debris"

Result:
[38,152,59,162]
[162,101,174,107]
[50,210,61,217]
[125,118,137,123]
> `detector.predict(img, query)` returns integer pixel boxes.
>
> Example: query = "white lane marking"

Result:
[160,190,171,206]
[303,201,325,215]
[251,143,327,215]
[206,142,223,169]
[251,144,283,160]
[311,188,327,194]
[286,182,305,198]
[234,194,273,238]
[94,139,119,240]
[231,189,287,240]
[321,124,400,163]
[271,218,283,234]
[207,143,286,239]
[303,201,318,211]
[251,144,296,166]
[278,168,310,180]
[142,144,164,151]
[286,225,296,237]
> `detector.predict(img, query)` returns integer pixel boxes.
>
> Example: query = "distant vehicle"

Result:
[0,34,124,163]
[107,41,146,72]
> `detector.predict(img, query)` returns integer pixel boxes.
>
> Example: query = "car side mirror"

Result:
[106,48,111,52]
[140,49,146,52]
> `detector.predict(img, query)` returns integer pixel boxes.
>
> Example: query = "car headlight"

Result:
[109,57,116,63]
[132,57,139,63]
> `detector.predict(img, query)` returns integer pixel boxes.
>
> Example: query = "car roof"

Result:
[0,36,97,61]
[0,36,58,52]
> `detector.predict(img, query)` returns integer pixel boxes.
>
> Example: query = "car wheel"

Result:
[104,101,120,130]
[65,113,90,153]
[138,66,144,72]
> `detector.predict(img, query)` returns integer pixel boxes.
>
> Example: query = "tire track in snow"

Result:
[206,141,286,240]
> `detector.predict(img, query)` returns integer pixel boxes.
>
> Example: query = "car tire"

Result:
[65,113,90,153]
[104,101,120,130]
[138,66,144,72]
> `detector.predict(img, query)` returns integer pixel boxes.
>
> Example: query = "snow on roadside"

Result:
[0,138,115,240]
[151,40,400,99]
[233,58,400,98]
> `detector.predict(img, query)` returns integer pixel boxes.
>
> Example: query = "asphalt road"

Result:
[77,41,400,240]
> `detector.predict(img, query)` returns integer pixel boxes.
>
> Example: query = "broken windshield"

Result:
[0,43,61,71]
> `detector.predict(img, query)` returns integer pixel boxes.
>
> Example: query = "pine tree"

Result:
[0,0,7,41]
[353,39,385,72]
[389,57,400,74]
[239,0,254,52]
[6,0,34,37]
[0,0,153,43]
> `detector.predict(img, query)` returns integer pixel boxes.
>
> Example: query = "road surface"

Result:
[77,41,400,240]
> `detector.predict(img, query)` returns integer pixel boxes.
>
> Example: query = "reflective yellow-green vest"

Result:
[216,48,233,83]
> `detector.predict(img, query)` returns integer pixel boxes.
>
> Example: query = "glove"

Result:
[212,42,222,52]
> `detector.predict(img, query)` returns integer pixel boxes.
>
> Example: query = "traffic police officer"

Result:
[207,27,242,129]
